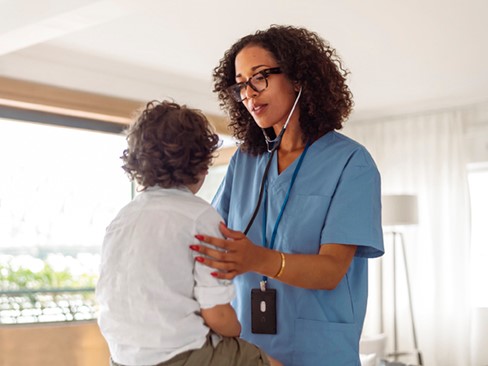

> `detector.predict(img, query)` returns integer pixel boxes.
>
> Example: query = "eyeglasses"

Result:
[227,67,282,102]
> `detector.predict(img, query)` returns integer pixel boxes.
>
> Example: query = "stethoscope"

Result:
[243,87,303,235]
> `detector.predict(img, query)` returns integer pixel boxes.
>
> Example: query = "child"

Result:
[96,100,281,366]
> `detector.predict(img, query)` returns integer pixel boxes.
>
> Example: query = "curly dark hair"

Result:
[213,25,354,155]
[121,100,220,190]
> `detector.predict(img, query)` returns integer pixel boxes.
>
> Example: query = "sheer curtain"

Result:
[344,108,471,366]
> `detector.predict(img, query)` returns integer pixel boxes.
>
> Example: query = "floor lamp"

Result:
[382,194,423,366]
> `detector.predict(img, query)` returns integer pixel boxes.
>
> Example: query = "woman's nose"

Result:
[243,83,258,100]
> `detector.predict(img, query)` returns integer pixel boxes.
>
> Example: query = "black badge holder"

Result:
[251,281,277,334]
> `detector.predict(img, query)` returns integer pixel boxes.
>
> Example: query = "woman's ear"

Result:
[293,81,301,92]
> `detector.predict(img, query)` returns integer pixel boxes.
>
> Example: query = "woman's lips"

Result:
[252,103,267,116]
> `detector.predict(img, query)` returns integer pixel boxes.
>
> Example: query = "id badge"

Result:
[251,288,277,334]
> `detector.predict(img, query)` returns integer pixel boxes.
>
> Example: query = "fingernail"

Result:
[195,235,204,241]
[211,272,218,277]
[189,245,200,251]
[195,257,204,263]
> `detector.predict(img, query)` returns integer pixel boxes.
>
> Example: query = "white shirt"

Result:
[96,186,235,365]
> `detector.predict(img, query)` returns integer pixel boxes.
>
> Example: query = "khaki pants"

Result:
[110,335,271,366]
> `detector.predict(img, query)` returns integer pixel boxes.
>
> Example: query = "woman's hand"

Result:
[190,222,269,280]
[191,223,357,288]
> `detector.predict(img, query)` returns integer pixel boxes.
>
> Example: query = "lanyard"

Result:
[260,141,310,284]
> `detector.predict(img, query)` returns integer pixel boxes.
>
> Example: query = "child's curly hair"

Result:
[213,25,354,155]
[121,100,220,190]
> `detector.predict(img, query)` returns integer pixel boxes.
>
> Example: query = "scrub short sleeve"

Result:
[321,148,384,258]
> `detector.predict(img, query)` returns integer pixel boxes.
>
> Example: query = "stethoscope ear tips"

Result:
[293,82,302,93]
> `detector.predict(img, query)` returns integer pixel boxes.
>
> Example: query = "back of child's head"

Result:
[121,100,220,189]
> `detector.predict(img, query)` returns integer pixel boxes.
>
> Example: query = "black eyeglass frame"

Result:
[227,67,282,102]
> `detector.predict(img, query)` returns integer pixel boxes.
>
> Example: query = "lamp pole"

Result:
[382,194,423,365]
[386,231,423,366]
[399,232,423,366]
[392,231,398,360]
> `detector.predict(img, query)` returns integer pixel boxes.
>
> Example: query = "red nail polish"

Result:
[189,245,200,251]
[195,235,204,241]
[195,257,204,263]
[211,272,218,277]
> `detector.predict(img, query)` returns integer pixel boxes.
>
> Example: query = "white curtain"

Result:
[344,108,471,366]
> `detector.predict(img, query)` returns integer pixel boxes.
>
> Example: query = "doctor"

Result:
[191,25,384,366]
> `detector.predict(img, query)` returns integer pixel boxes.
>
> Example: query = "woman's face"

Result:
[234,45,299,131]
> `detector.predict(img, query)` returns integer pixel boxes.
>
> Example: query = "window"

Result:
[0,115,230,323]
[0,117,131,323]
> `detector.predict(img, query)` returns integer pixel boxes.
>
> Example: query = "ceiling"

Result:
[1,0,487,120]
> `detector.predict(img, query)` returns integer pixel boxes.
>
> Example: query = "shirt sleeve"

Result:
[321,148,384,258]
[193,205,235,309]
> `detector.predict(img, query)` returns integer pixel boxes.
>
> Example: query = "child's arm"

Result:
[200,303,241,337]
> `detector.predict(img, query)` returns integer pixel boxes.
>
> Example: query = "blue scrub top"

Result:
[212,131,384,366]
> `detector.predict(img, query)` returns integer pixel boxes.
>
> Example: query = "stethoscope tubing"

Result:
[243,148,276,235]
[244,87,303,234]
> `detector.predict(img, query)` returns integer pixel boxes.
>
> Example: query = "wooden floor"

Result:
[0,321,110,366]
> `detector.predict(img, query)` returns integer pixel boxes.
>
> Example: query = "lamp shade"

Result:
[382,194,418,226]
